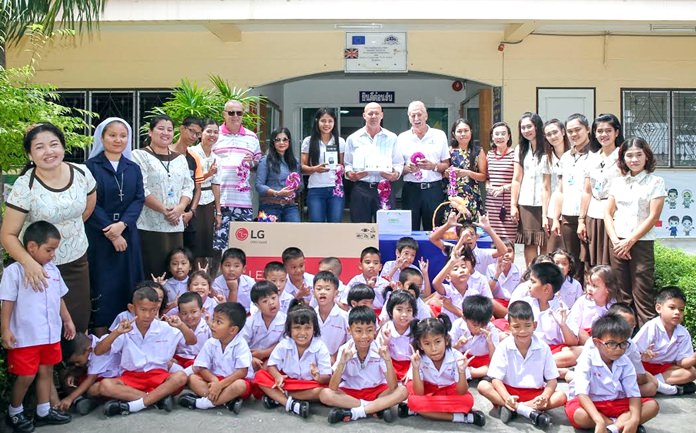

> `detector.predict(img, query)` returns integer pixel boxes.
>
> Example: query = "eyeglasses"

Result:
[596,339,631,350]
[226,110,244,117]
[274,137,290,143]
[186,127,202,138]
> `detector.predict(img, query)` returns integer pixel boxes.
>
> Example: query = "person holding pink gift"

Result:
[398,101,450,231]
[256,127,302,222]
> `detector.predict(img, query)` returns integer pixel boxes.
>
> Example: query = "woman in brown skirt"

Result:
[485,122,517,242]
[578,114,623,275]
[131,115,194,278]
[541,119,570,253]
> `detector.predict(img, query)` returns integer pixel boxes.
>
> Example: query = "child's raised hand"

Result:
[309,363,320,381]
[475,214,492,231]
[480,326,492,341]
[213,291,226,304]
[1,330,16,350]
[296,283,311,299]
[115,318,134,335]
[457,349,474,373]
[453,335,470,350]
[410,349,421,369]
[378,342,391,362]
[197,262,209,274]
[367,276,377,288]
[396,255,409,270]
[342,341,356,363]
[151,272,167,286]
[380,326,392,344]
[442,297,455,311]
[418,257,429,274]
[641,344,656,361]
[551,301,569,325]
[63,320,76,340]
[163,314,185,329]
[446,210,463,227]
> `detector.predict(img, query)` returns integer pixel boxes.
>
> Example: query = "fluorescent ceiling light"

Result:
[650,24,696,32]
[335,23,383,30]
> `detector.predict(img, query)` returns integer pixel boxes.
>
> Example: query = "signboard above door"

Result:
[344,33,408,73]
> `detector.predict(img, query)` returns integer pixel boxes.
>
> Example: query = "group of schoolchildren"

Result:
[2,217,696,433]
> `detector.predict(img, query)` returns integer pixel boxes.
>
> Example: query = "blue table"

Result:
[379,231,492,283]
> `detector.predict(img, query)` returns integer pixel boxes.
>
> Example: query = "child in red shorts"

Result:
[0,221,76,432]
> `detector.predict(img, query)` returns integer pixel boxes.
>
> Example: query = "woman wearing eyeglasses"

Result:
[256,128,302,222]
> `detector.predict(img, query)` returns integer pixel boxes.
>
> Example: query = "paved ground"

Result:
[35,382,696,433]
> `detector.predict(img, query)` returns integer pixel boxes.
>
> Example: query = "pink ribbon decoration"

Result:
[378,180,392,210]
[448,167,457,197]
[236,159,251,192]
[410,151,426,181]
[333,164,344,198]
[285,172,301,200]
[257,211,278,222]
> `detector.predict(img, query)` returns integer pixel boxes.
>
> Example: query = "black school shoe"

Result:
[103,400,130,417]
[287,399,310,418]
[530,411,552,430]
[499,406,515,424]
[225,398,243,414]
[470,410,486,427]
[262,396,280,409]
[328,408,352,423]
[677,382,696,395]
[376,408,395,423]
[73,396,99,415]
[5,412,35,433]
[178,394,198,410]
[34,408,71,426]
[155,395,174,412]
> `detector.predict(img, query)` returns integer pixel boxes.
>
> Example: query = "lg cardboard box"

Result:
[229,222,377,281]
[376,210,412,236]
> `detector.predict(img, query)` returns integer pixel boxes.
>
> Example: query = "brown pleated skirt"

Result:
[580,216,612,267]
[192,202,216,258]
[516,205,546,246]
[57,253,91,333]
[139,230,184,279]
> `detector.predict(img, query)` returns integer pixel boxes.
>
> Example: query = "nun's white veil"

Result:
[89,117,133,160]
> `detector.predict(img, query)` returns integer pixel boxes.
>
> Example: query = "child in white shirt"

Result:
[159,247,193,312]
[282,247,315,303]
[241,281,286,370]
[451,295,499,379]
[550,249,583,309]
[345,247,387,309]
[378,291,417,381]
[173,292,211,370]
[488,239,521,318]
[263,261,294,313]
[109,280,165,332]
[212,247,255,313]
[313,271,349,363]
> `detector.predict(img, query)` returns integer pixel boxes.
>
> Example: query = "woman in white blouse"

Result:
[131,115,194,278]
[510,112,548,265]
[541,119,570,253]
[1,123,96,332]
[604,137,666,325]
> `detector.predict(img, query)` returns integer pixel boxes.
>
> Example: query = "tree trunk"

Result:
[0,42,6,69]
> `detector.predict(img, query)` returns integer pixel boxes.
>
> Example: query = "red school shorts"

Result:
[392,359,411,381]
[120,369,171,393]
[7,342,61,376]
[494,298,510,308]
[468,354,491,369]
[548,343,568,354]
[642,362,672,375]
[406,381,474,413]
[254,369,323,391]
[340,384,389,401]
[503,384,544,403]
[565,397,656,429]
[173,355,195,368]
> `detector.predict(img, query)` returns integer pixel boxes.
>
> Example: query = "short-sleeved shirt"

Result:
[567,296,614,336]
[398,126,450,183]
[87,334,121,378]
[110,319,184,372]
[164,276,188,306]
[0,261,68,347]
[284,273,315,304]
[487,262,522,301]
[333,340,388,389]
[557,147,591,216]
[268,337,332,380]
[175,318,211,360]
[109,310,136,332]
[212,274,254,312]
[473,247,498,276]
[520,296,564,346]
[6,164,96,264]
[188,144,217,205]
[450,319,499,357]
[584,148,621,219]
[633,317,694,364]
[556,277,584,309]
[608,171,666,240]
[569,339,640,401]
[514,147,545,207]
[301,136,346,189]
[417,349,463,386]
[211,126,262,208]
[241,311,286,351]
[194,333,254,379]
[377,320,412,361]
[346,273,388,308]
[441,273,493,322]
[487,334,559,389]
[379,292,432,323]
[541,152,562,218]
[344,126,403,183]
[316,304,349,355]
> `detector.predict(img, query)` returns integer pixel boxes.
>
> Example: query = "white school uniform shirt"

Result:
[541,152,562,219]
[378,320,412,362]
[316,304,349,355]
[0,261,68,348]
[509,281,531,305]
[488,334,560,389]
[284,272,315,304]
[241,310,286,351]
[450,319,499,357]
[87,335,120,379]
[175,319,211,360]
[473,247,498,276]
[268,337,332,380]
[379,291,432,323]
[633,317,695,364]
[333,340,388,389]
[624,337,646,375]
[417,349,463,386]
[520,296,564,346]
[278,290,295,313]
[487,262,522,300]
[110,319,184,372]
[556,277,584,309]
[346,273,388,308]
[608,171,666,241]
[109,310,136,332]
[569,340,640,400]
[514,147,545,207]
[163,276,188,306]
[584,148,621,220]
[558,148,591,216]
[168,296,218,318]
[441,273,492,322]
[212,274,255,312]
[194,333,254,380]
[567,296,614,336]
[379,261,424,292]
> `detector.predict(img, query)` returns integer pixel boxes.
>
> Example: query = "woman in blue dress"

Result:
[85,117,145,335]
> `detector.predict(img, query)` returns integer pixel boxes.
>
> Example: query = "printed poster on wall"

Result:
[656,170,694,238]
[344,32,407,73]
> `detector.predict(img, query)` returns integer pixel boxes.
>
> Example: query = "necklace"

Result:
[494,146,509,160]
[150,145,172,177]
[113,172,125,201]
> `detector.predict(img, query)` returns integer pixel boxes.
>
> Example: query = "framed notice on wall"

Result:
[344,33,407,73]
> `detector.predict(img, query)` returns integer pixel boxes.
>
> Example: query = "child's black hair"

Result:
[61,332,91,363]
[214,302,247,329]
[284,303,320,338]
[656,286,687,305]
[348,305,376,326]
[281,246,305,263]
[347,283,375,306]
[132,286,160,304]
[551,248,576,283]
[507,300,534,322]
[221,247,247,266]
[390,267,422,300]
[521,254,553,282]
[250,280,279,304]
[178,291,203,308]
[591,314,632,341]
[22,220,61,247]
[132,280,167,315]
[313,270,338,289]
[386,290,418,320]
[319,256,342,276]
[530,262,564,294]
[165,246,193,278]
[456,245,477,269]
[396,236,418,253]
[263,261,286,277]
[360,246,381,261]
[410,316,452,354]
[608,302,637,319]
[462,295,493,326]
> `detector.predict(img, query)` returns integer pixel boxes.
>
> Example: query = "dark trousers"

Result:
[560,214,586,284]
[610,239,657,326]
[350,181,393,223]
[58,253,91,333]
[402,181,446,231]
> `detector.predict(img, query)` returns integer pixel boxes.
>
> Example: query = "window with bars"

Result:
[622,89,696,168]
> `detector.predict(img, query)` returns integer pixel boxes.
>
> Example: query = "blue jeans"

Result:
[307,187,344,223]
[259,202,301,222]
